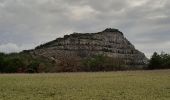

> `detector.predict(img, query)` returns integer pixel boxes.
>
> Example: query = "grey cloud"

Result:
[0,0,170,58]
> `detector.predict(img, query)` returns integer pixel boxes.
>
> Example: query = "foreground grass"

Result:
[0,70,170,100]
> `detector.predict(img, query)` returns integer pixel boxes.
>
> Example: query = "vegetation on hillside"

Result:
[0,52,127,73]
[0,52,54,73]
[0,51,170,73]
[81,55,125,71]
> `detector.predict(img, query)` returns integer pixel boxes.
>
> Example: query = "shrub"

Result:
[82,55,125,71]
[26,61,40,73]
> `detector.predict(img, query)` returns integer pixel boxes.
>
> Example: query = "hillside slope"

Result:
[25,28,148,71]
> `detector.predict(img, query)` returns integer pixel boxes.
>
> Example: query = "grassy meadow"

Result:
[0,70,170,100]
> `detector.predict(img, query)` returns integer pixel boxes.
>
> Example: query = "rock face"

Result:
[29,28,148,68]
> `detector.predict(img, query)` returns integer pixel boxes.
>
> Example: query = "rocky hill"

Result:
[25,28,148,71]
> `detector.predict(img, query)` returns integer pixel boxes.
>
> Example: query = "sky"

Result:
[0,0,170,58]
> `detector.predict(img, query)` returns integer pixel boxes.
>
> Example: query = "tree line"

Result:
[0,52,55,73]
[0,52,40,73]
[0,52,127,73]
[0,51,170,73]
[148,52,170,69]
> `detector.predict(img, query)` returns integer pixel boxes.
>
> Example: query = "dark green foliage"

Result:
[82,55,125,71]
[0,53,5,72]
[160,53,170,68]
[27,61,40,73]
[2,51,170,73]
[4,58,24,73]
[82,55,105,71]
[0,52,41,73]
[0,53,24,73]
[149,52,170,69]
[149,52,162,69]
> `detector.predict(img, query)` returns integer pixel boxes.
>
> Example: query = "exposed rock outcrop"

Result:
[29,28,148,69]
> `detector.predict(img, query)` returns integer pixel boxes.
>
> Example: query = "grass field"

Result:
[0,70,170,100]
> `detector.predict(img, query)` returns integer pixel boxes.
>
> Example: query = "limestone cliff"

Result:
[29,28,148,69]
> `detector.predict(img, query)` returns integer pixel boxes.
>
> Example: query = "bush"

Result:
[82,55,125,71]
[26,61,40,73]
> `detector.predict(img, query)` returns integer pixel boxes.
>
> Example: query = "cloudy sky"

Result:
[0,0,170,58]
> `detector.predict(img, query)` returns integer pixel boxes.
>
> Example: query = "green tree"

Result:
[26,61,40,73]
[149,52,163,69]
[2,58,24,73]
[0,53,6,72]
[82,55,125,71]
[160,52,170,69]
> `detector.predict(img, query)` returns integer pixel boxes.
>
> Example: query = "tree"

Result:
[26,61,40,73]
[149,52,162,69]
[0,53,5,72]
[82,55,125,71]
[160,52,170,69]
[1,58,24,73]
